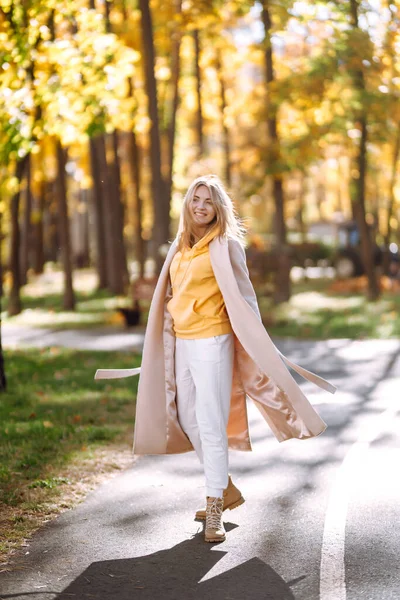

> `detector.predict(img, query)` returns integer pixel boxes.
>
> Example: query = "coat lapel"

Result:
[209,236,331,439]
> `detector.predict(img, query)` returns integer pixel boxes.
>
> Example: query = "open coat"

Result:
[96,236,336,455]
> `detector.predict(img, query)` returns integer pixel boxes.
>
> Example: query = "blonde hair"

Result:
[176,175,247,251]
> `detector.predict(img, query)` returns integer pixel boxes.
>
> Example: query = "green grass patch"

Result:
[2,287,133,330]
[5,288,111,314]
[259,286,400,339]
[0,348,140,560]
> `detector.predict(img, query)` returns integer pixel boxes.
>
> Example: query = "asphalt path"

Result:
[1,327,400,600]
[2,323,147,353]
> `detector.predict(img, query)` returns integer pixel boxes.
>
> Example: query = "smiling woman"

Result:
[176,175,243,252]
[97,174,335,545]
[190,185,216,237]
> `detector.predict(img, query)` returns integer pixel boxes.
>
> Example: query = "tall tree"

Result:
[90,133,125,294]
[385,125,400,257]
[56,142,75,310]
[138,0,169,270]
[20,155,32,286]
[104,0,129,291]
[215,47,232,187]
[108,131,128,293]
[261,0,291,303]
[165,0,182,206]
[8,157,28,316]
[0,206,6,392]
[125,116,146,279]
[382,0,400,266]
[193,29,205,157]
[348,0,380,300]
[119,0,146,276]
[32,171,45,275]
[89,136,108,289]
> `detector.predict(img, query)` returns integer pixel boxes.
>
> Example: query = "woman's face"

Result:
[189,185,216,230]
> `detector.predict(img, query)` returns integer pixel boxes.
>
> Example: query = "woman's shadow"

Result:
[54,524,299,600]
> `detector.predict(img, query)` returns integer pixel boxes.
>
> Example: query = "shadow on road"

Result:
[0,529,301,600]
[54,529,297,600]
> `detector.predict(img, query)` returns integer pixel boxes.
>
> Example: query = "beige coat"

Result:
[96,236,336,455]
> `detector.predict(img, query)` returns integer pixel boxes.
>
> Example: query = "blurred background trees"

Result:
[1,0,400,317]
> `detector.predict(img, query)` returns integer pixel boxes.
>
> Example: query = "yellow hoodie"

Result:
[167,225,233,339]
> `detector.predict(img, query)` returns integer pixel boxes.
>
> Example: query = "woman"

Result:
[96,175,336,543]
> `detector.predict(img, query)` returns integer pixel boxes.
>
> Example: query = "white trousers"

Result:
[175,333,234,498]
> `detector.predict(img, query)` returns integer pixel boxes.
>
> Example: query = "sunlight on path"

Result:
[319,376,400,600]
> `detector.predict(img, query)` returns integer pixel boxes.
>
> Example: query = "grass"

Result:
[2,288,132,330]
[258,284,400,340]
[2,268,133,329]
[0,347,140,564]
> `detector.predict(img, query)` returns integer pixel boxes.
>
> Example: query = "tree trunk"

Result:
[193,29,204,157]
[111,130,129,288]
[126,128,145,278]
[102,133,124,294]
[384,122,400,252]
[73,187,90,269]
[261,0,291,303]
[8,156,28,316]
[91,134,125,294]
[349,0,380,301]
[32,179,45,274]
[166,0,182,203]
[103,1,126,290]
[78,188,91,268]
[0,304,6,392]
[90,136,108,289]
[383,0,400,263]
[103,0,132,289]
[0,208,7,391]
[352,119,380,300]
[20,154,32,286]
[93,135,114,290]
[216,49,232,187]
[45,180,60,264]
[56,141,75,310]
[104,0,111,33]
[138,0,169,271]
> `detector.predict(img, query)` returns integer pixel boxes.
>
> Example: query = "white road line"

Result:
[319,406,398,600]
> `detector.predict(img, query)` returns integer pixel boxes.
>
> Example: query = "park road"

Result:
[1,333,400,600]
